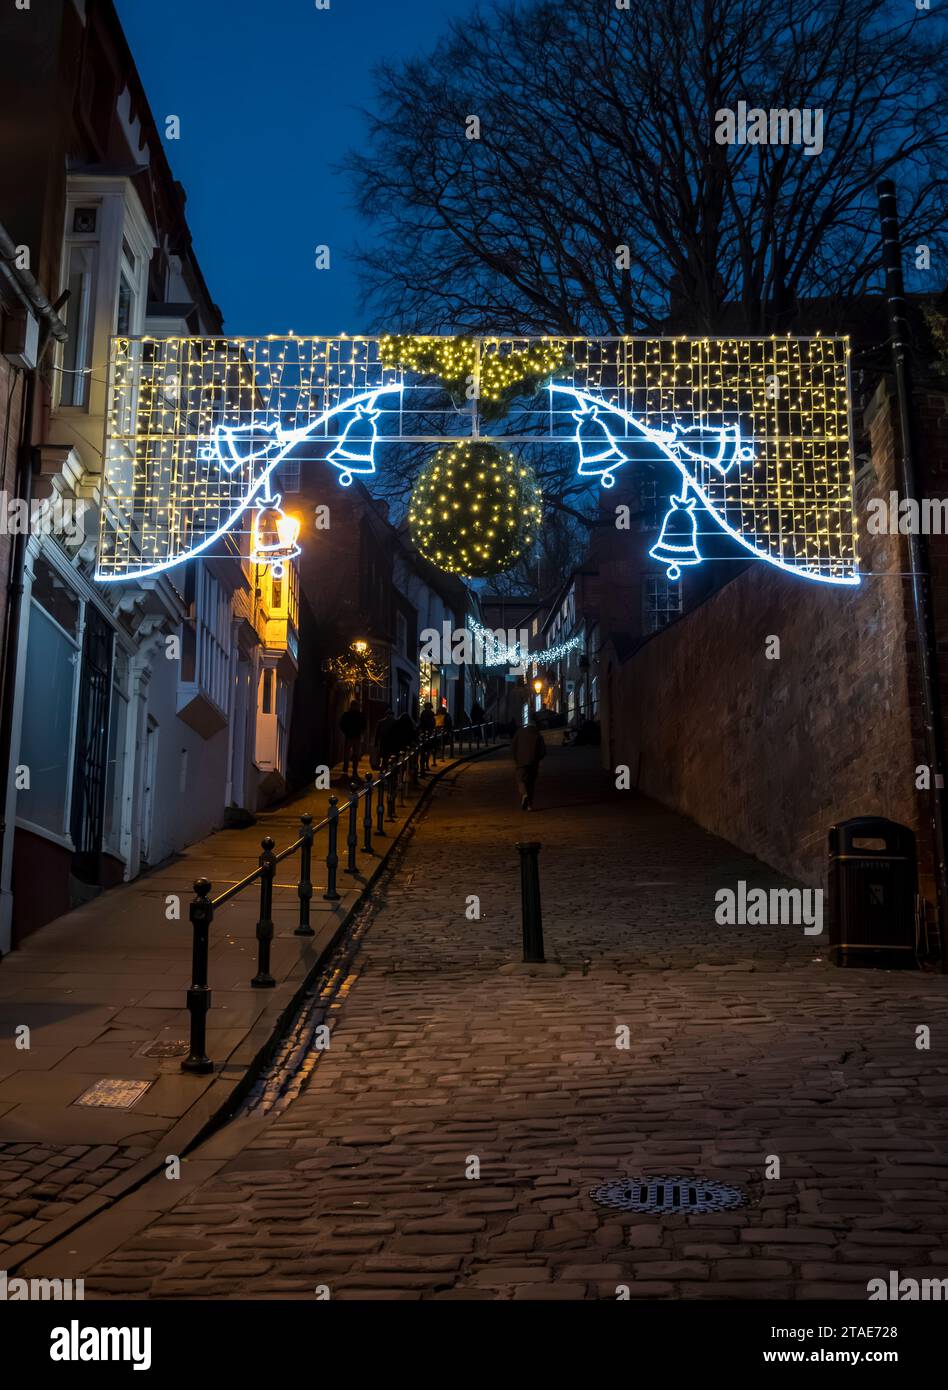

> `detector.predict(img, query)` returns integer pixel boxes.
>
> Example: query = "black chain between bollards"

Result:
[179,723,506,1071]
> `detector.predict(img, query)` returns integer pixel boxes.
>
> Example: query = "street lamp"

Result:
[533,677,544,695]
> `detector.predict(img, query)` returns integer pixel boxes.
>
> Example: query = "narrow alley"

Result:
[30,746,948,1301]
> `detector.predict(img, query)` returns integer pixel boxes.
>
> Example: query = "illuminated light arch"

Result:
[552,383,859,588]
[97,334,857,587]
[97,384,401,583]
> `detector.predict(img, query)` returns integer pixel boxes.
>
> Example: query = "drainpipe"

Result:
[877,180,948,972]
[0,223,68,954]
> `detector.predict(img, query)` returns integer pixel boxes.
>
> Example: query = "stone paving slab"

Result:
[0,745,479,1267]
[25,745,948,1299]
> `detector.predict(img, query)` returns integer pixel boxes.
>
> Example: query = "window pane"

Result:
[31,558,80,638]
[18,605,77,835]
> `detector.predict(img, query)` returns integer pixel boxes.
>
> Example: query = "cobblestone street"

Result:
[48,746,948,1300]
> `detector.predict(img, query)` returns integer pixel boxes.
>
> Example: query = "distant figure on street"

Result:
[418,701,436,740]
[394,710,417,754]
[373,707,398,766]
[511,717,546,810]
[470,699,485,745]
[340,700,366,781]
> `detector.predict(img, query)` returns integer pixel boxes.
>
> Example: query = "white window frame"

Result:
[643,573,683,633]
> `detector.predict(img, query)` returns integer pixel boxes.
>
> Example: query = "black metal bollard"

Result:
[252,836,278,987]
[182,878,214,1073]
[324,795,341,900]
[362,775,373,854]
[345,782,360,874]
[386,759,397,820]
[516,841,545,962]
[295,812,315,936]
[375,772,387,836]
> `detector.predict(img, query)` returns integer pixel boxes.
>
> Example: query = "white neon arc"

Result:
[96,387,402,583]
[552,384,860,588]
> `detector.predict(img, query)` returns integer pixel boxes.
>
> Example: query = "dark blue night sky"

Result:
[115,0,471,335]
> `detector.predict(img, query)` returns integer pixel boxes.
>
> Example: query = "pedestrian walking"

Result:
[418,700,436,741]
[470,699,485,745]
[394,709,417,754]
[510,717,546,810]
[373,707,398,767]
[340,699,366,781]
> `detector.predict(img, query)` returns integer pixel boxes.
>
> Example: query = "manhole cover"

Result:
[590,1175,747,1214]
[138,1040,189,1059]
[74,1078,152,1109]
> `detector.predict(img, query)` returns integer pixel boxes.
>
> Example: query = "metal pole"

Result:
[251,836,277,987]
[516,841,544,962]
[324,795,341,901]
[386,758,397,820]
[362,775,373,854]
[375,773,387,837]
[294,812,315,937]
[182,878,214,1073]
[878,180,948,972]
[345,782,360,874]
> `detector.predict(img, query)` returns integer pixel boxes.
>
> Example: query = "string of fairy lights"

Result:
[99,334,855,585]
[466,617,583,667]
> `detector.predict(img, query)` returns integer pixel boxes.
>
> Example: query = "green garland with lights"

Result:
[409,440,542,577]
[380,335,567,422]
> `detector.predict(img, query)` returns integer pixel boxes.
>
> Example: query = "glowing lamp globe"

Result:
[408,441,542,578]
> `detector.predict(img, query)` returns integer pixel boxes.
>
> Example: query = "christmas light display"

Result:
[380,335,566,420]
[649,488,702,580]
[466,617,583,667]
[98,335,856,588]
[409,441,542,577]
[250,492,301,578]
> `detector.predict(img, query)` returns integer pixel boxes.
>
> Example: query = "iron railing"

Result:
[182,720,499,1073]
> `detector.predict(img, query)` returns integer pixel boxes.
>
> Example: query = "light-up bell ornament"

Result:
[649,489,702,580]
[251,493,301,579]
[572,401,629,488]
[327,402,381,486]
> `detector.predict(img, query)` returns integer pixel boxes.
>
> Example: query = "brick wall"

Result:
[602,378,948,895]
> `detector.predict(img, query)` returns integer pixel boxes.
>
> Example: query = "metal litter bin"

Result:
[827,817,918,968]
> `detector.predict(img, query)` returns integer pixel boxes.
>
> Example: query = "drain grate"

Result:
[590,1175,747,1214]
[73,1078,152,1109]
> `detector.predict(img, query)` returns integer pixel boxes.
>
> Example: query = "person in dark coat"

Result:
[418,701,436,739]
[394,711,417,754]
[373,707,399,765]
[339,700,366,780]
[510,717,546,810]
[470,699,485,745]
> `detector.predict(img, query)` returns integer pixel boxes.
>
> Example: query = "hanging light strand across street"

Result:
[98,334,857,588]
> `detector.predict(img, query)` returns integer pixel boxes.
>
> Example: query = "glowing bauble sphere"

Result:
[408,441,543,577]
